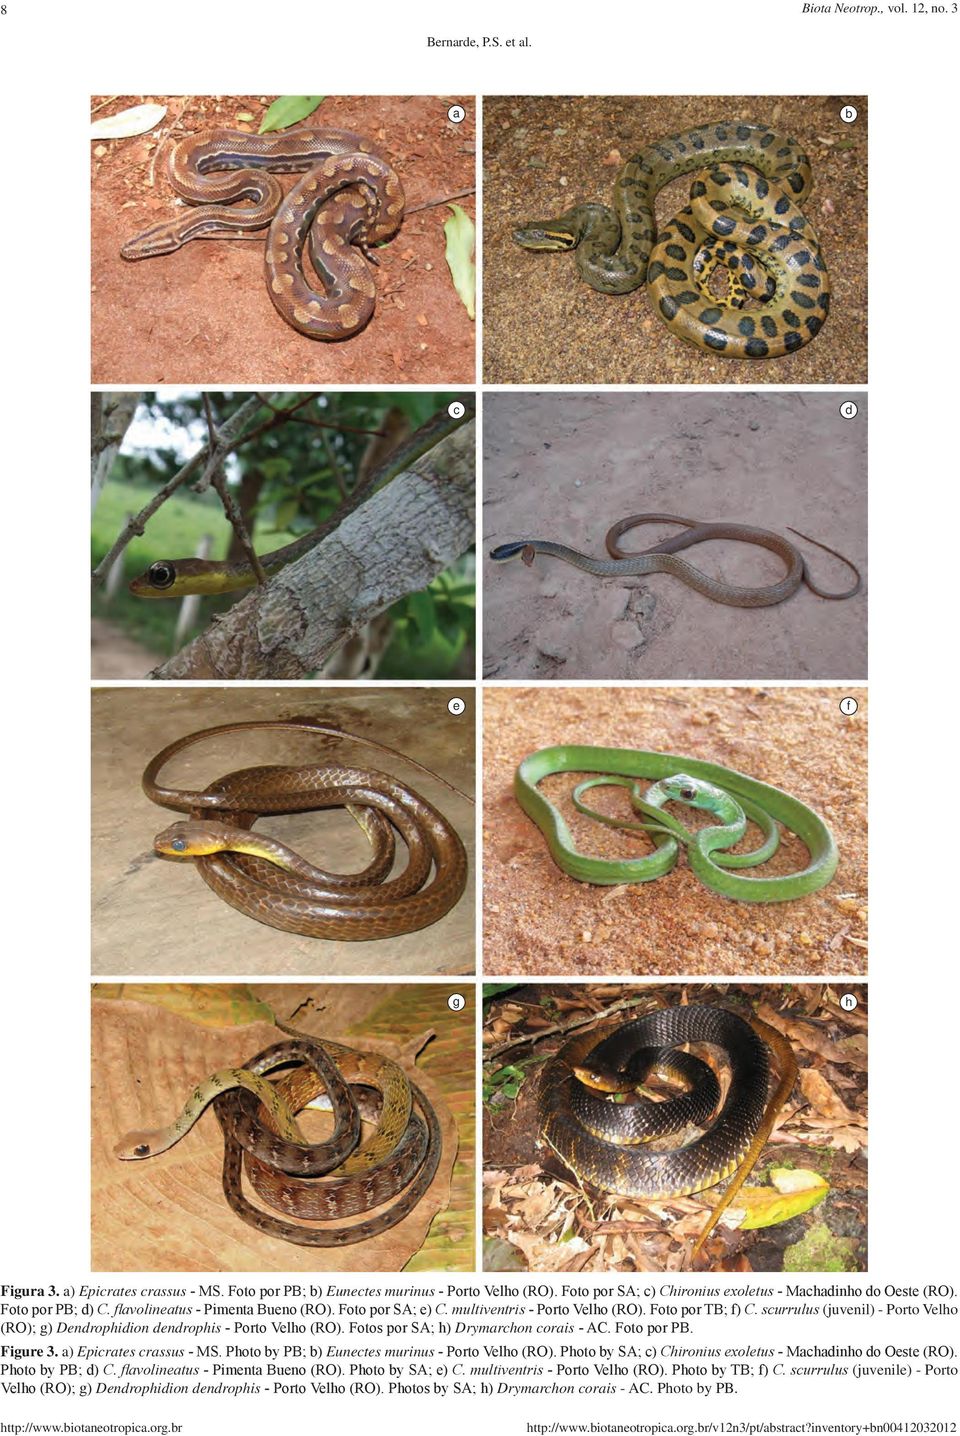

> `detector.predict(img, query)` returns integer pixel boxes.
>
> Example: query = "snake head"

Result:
[120,226,184,261]
[571,1060,632,1094]
[153,822,216,858]
[513,221,577,252]
[114,1132,155,1160]
[659,773,709,806]
[489,541,529,562]
[129,561,178,598]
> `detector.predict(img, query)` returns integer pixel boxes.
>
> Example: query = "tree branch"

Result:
[148,419,475,680]
[91,392,142,513]
[484,995,654,1062]
[201,394,269,585]
[91,393,269,588]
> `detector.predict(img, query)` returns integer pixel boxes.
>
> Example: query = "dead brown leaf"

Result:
[798,1066,864,1123]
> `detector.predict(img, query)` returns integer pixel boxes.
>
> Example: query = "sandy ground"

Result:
[91,687,475,976]
[91,617,161,679]
[483,96,867,385]
[482,686,867,977]
[91,95,476,385]
[482,391,866,680]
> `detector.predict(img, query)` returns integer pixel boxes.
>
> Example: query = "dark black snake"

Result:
[538,1005,798,1257]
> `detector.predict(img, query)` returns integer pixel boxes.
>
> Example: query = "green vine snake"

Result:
[515,746,837,902]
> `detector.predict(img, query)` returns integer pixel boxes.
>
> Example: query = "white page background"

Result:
[2,3,957,1432]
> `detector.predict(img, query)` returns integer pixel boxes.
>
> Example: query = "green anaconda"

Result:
[513,121,830,358]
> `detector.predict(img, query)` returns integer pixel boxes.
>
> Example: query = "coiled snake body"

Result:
[491,513,860,607]
[539,1005,798,1258]
[516,745,837,902]
[218,1072,441,1247]
[513,121,829,358]
[116,1026,442,1247]
[121,128,404,340]
[143,718,469,940]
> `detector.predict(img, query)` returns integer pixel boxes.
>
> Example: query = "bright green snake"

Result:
[515,746,838,902]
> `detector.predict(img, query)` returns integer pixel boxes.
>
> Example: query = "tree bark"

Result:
[91,392,142,512]
[149,419,475,680]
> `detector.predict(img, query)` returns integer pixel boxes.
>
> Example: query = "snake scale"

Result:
[538,1005,798,1259]
[114,1061,310,1158]
[516,745,838,901]
[491,513,860,607]
[514,121,830,358]
[115,1025,442,1247]
[238,1068,429,1219]
[218,1076,442,1247]
[121,127,404,340]
[143,718,469,939]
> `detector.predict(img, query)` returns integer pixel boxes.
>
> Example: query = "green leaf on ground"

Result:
[444,204,476,320]
[260,97,325,133]
[720,1169,830,1233]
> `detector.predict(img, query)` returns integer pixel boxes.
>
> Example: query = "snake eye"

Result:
[148,562,176,590]
[134,1143,150,1157]
[681,786,696,801]
[171,838,187,852]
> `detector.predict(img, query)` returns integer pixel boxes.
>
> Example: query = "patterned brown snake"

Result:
[116,1025,441,1245]
[217,1055,441,1245]
[217,1082,440,1247]
[121,128,404,340]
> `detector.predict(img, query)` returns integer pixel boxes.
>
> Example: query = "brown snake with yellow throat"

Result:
[143,718,470,940]
[121,128,404,340]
